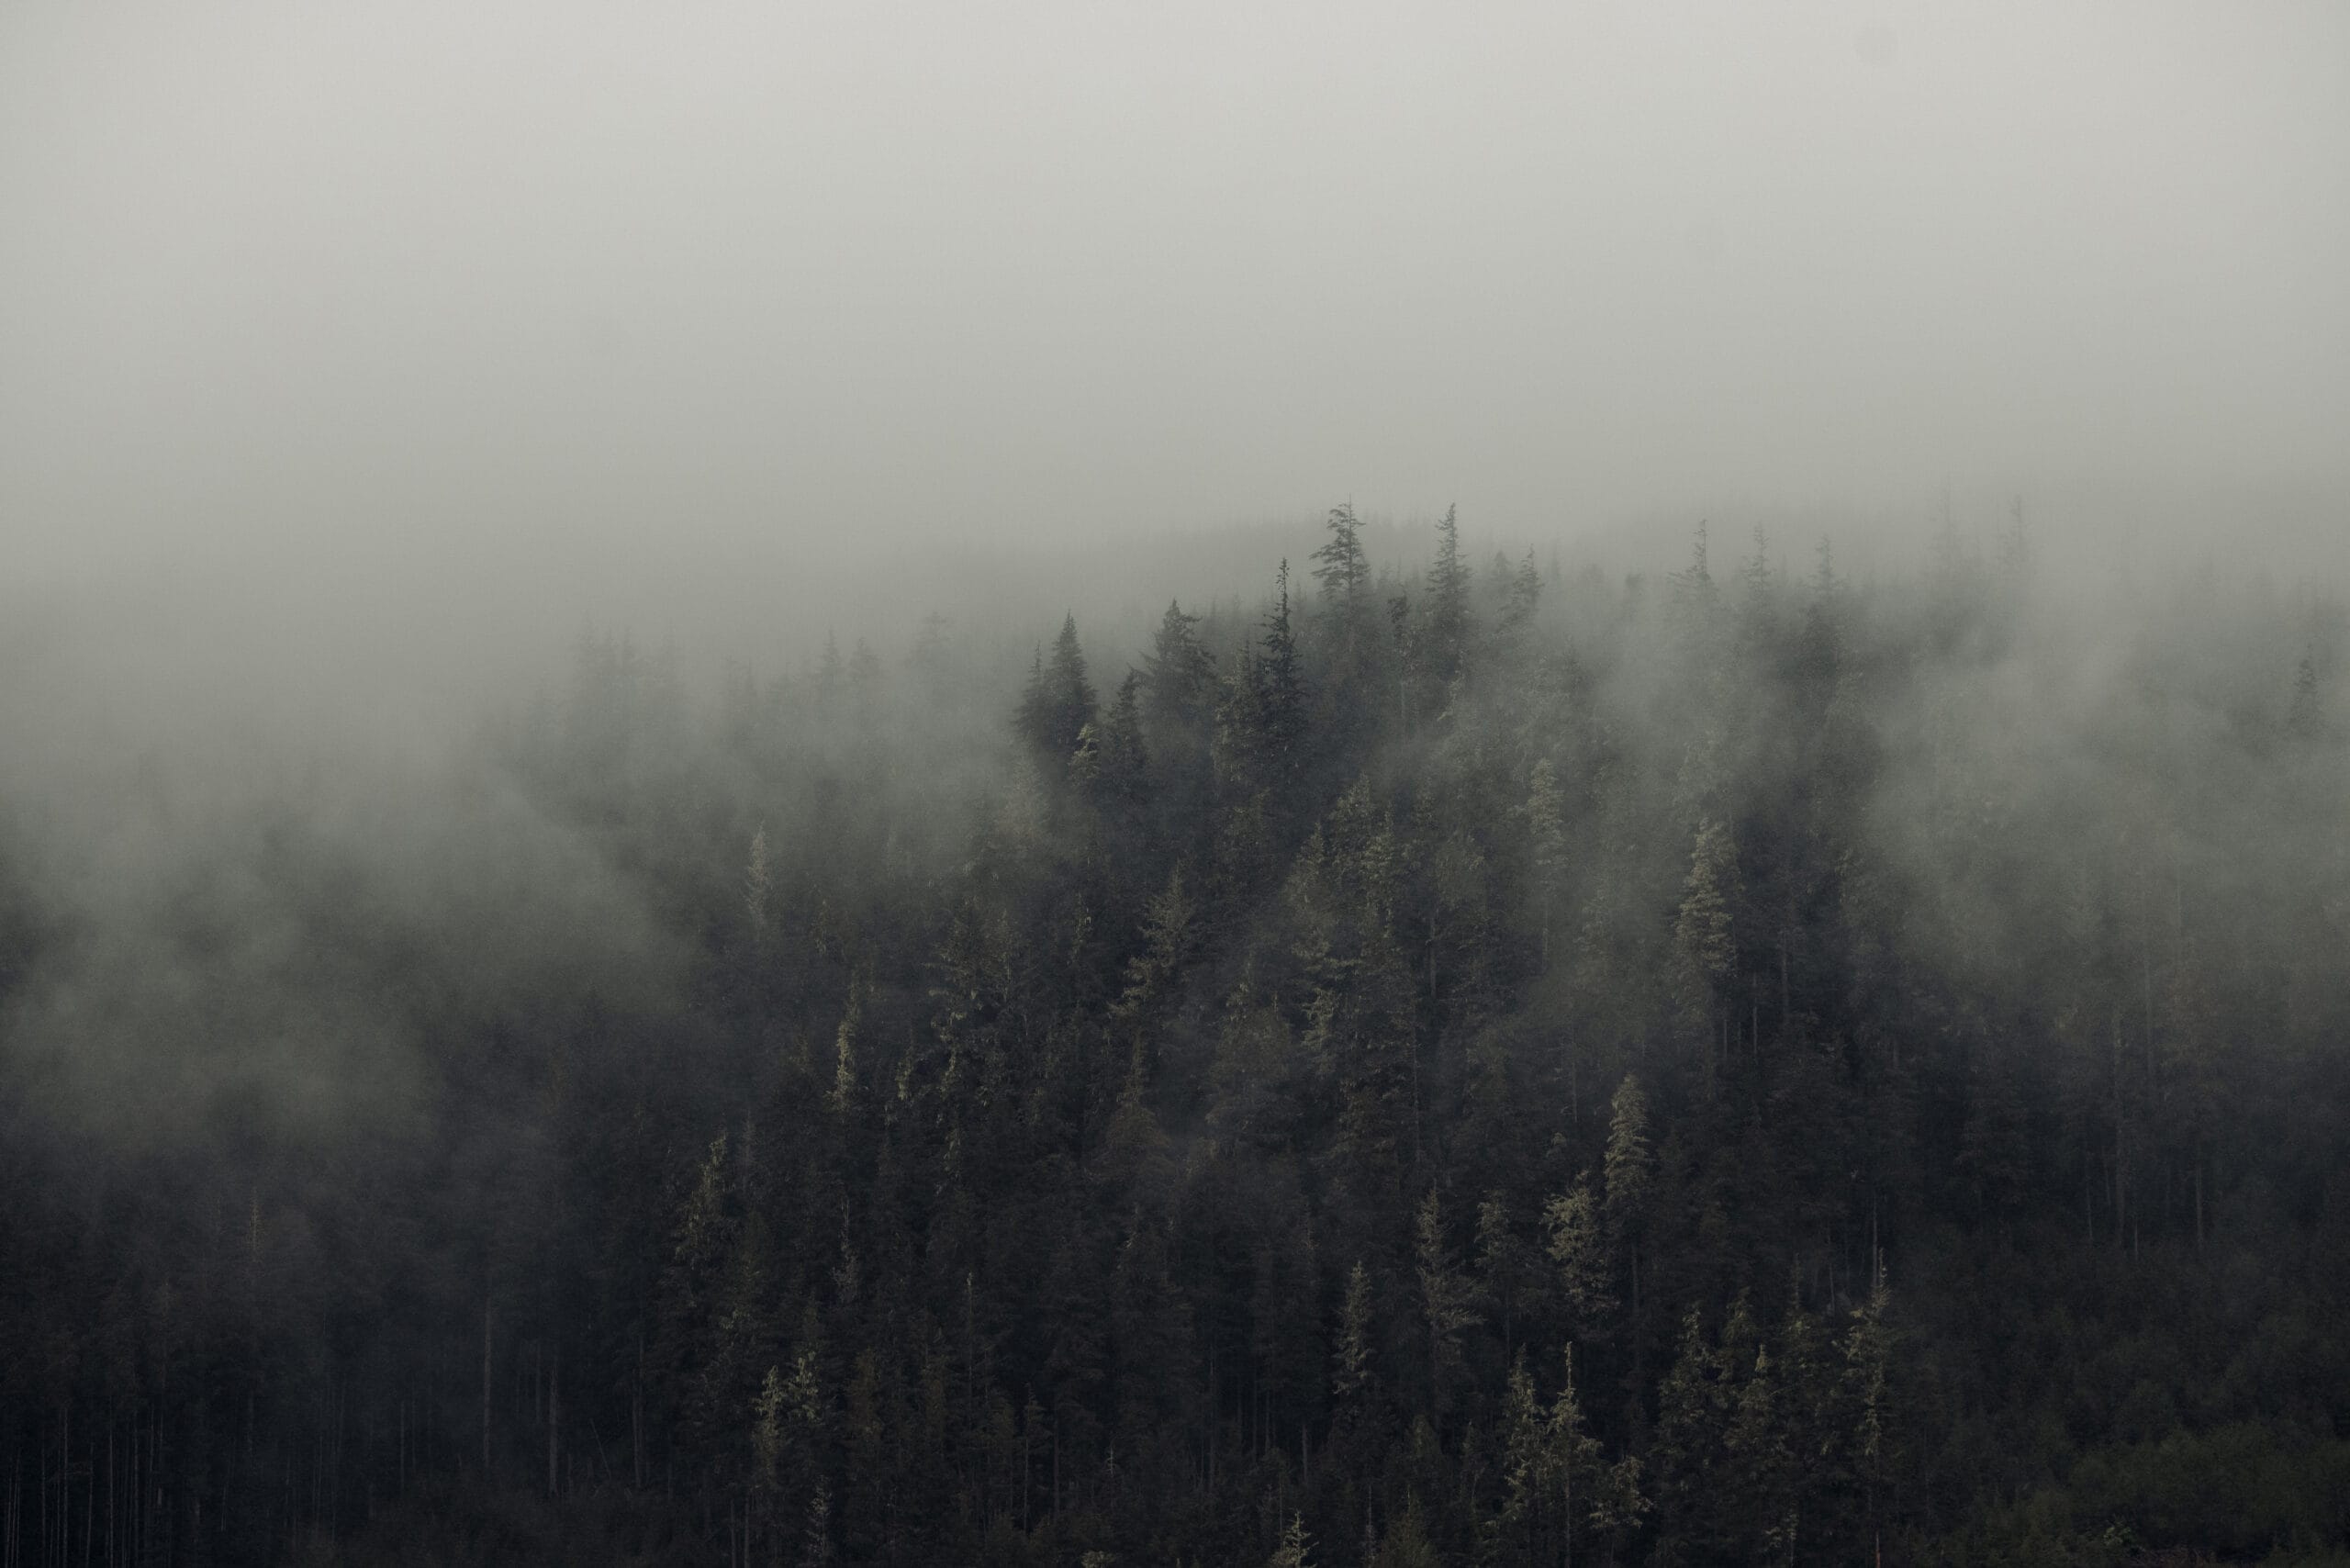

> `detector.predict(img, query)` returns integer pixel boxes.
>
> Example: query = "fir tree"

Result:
[1312,501,1370,604]
[1335,1260,1376,1404]
[1141,599,1216,737]
[1045,613,1098,758]
[1543,1176,1613,1330]
[1267,1511,1315,1568]
[1095,669,1149,799]
[1259,560,1309,772]
[1525,759,1569,966]
[1414,1190,1478,1419]
[1673,817,1738,1035]
[1425,504,1471,682]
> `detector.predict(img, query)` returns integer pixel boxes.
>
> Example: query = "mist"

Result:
[4,6,2349,1566]
[7,2,2347,577]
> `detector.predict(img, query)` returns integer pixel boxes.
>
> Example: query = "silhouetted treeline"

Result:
[5,513,2349,1566]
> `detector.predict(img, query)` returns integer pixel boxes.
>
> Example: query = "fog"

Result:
[4,7,2349,1565]
[6,3,2346,603]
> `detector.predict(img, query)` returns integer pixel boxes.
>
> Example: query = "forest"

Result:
[2,507,2347,1567]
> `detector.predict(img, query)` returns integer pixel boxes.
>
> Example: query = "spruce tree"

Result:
[1413,1190,1477,1419]
[1424,504,1471,683]
[1259,561,1308,776]
[1141,599,1215,738]
[1045,613,1098,760]
[1673,817,1738,1038]
[1525,760,1569,966]
[1312,501,1369,605]
[1096,669,1149,799]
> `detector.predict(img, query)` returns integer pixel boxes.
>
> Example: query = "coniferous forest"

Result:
[4,509,2349,1568]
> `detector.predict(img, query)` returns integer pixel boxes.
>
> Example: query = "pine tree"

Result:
[1495,1352,1547,1560]
[1069,721,1102,788]
[1499,549,1542,635]
[1673,817,1737,1037]
[1114,865,1197,1024]
[1475,1191,1537,1351]
[1649,1308,1731,1564]
[1141,599,1216,740]
[1723,1331,1793,1561]
[1425,504,1471,683]
[1667,521,1718,637]
[1548,1345,1606,1568]
[827,974,865,1116]
[1045,614,1099,758]
[752,1363,788,1551]
[1602,1077,1653,1238]
[1525,760,1569,966]
[1094,669,1149,800]
[1312,502,1369,605]
[1542,1177,1613,1330]
[1259,561,1308,775]
[1736,526,1775,659]
[1335,1260,1375,1404]
[1267,1511,1315,1568]
[1015,644,1051,754]
[1414,1190,1477,1419]
[1841,1278,1897,1555]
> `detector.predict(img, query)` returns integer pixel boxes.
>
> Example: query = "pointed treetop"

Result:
[1313,500,1369,603]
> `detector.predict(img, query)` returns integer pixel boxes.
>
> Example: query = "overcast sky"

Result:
[3,0,2346,597]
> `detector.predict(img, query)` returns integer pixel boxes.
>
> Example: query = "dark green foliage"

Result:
[3,513,2347,1566]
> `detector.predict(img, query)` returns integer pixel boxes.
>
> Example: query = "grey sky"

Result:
[3,0,2346,590]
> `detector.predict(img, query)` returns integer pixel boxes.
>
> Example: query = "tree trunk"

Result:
[548,1349,559,1500]
[2193,1147,2204,1255]
[481,1297,494,1479]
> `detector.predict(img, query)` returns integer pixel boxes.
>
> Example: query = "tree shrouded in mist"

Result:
[3,501,2347,1568]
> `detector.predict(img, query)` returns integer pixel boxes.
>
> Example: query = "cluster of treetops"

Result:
[3,503,2348,1566]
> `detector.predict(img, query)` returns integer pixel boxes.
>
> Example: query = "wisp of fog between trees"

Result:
[3,504,2347,1566]
[6,2,2350,1562]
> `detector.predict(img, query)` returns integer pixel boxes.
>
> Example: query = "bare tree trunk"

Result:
[481,1297,494,1479]
[548,1350,560,1500]
[2194,1147,2204,1255]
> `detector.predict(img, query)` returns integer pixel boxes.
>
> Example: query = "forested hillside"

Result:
[4,510,2348,1566]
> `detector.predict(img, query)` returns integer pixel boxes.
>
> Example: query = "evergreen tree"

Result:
[1265,556,1306,697]
[1424,504,1472,683]
[1413,1191,1477,1419]
[1525,759,1569,967]
[1141,599,1216,740]
[1601,1077,1653,1238]
[1335,1260,1376,1405]
[1547,1346,1606,1568]
[1673,818,1737,1040]
[1267,1510,1315,1568]
[1094,669,1150,801]
[1045,614,1099,760]
[1312,502,1369,605]
[1499,548,1542,636]
[1543,1177,1613,1332]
